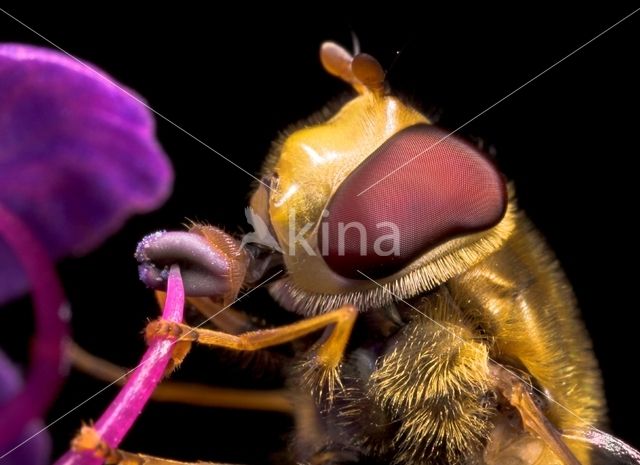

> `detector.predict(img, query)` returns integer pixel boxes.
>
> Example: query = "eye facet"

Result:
[319,124,507,279]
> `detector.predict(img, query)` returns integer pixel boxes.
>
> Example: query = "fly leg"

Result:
[145,304,358,398]
[67,342,292,413]
[491,363,582,465]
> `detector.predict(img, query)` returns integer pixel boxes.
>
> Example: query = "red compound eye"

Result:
[319,124,507,279]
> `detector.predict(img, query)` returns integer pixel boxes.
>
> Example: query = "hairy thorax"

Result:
[288,215,604,465]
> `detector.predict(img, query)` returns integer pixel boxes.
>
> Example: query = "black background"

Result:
[1,4,639,464]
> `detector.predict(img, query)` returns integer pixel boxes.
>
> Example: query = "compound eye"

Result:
[319,124,507,279]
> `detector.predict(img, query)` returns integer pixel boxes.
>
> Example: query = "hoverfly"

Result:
[69,41,640,465]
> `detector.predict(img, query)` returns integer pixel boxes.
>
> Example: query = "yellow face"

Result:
[271,93,429,274]
[252,44,516,315]
[270,94,427,246]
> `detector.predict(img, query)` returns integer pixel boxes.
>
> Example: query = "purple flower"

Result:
[0,44,172,303]
[0,351,52,465]
[0,43,173,462]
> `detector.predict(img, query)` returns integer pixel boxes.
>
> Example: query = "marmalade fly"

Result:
[67,40,640,465]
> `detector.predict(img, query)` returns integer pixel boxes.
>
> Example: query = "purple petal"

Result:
[0,205,68,455]
[0,43,173,303]
[0,351,52,465]
[55,265,185,465]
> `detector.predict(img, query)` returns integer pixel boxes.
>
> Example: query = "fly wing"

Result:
[563,428,640,465]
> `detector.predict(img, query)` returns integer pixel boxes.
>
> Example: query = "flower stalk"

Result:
[54,265,184,465]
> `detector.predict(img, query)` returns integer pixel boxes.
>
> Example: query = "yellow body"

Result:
[66,42,610,465]
[449,215,604,463]
[258,45,605,464]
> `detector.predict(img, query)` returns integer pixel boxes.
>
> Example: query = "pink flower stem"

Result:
[54,264,185,465]
[0,204,69,451]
